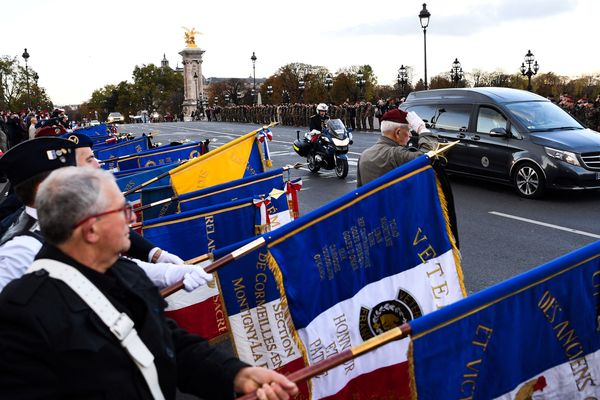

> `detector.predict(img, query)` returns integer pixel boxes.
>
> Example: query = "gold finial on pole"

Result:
[182,27,202,48]
[426,140,460,160]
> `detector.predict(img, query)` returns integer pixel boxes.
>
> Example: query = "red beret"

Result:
[381,108,408,124]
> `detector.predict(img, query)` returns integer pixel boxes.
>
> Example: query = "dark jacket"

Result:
[357,134,438,187]
[0,244,248,400]
[309,114,329,132]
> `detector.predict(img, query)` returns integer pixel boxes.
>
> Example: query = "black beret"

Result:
[0,137,76,186]
[64,133,94,149]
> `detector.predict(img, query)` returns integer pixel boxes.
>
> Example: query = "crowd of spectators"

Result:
[0,108,83,154]
[555,94,600,131]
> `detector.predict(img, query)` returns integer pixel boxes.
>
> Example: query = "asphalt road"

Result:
[119,120,600,294]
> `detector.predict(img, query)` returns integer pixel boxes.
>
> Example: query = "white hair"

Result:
[36,167,115,244]
[380,120,409,134]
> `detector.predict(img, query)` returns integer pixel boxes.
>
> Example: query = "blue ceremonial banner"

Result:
[140,185,178,221]
[117,142,204,171]
[74,124,108,136]
[141,198,259,260]
[409,241,600,400]
[95,137,149,161]
[213,155,465,399]
[116,162,178,202]
[179,168,286,212]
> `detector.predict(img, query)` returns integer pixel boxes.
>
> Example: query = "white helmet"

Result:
[316,103,328,112]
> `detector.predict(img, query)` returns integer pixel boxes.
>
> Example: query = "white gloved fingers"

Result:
[157,250,185,265]
[182,268,214,292]
[407,111,426,133]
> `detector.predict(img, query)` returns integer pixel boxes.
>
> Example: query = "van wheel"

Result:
[512,162,545,199]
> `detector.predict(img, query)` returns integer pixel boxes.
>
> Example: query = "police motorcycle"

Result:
[293,118,353,179]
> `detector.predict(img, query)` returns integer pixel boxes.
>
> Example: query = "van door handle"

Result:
[472,135,481,141]
[457,133,466,139]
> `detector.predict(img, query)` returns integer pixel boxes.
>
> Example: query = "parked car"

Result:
[400,87,600,198]
[107,112,125,124]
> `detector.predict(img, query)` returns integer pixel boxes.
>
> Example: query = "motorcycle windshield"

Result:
[326,119,347,139]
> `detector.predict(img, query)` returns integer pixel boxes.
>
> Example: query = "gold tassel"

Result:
[408,342,419,400]
[435,176,467,297]
[266,251,313,398]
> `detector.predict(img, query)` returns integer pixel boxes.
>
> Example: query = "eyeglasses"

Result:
[72,202,134,228]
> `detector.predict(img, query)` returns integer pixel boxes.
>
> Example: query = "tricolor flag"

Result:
[157,195,292,341]
[409,240,600,400]
[215,155,465,399]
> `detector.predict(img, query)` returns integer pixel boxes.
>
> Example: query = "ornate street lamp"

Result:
[214,96,218,106]
[22,48,30,109]
[450,58,464,87]
[419,3,431,90]
[298,75,305,103]
[397,65,408,97]
[355,70,365,100]
[193,72,199,116]
[224,93,230,104]
[520,49,539,92]
[251,51,257,104]
[267,85,273,103]
[324,73,333,102]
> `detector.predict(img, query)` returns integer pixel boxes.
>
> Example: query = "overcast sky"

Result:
[3,0,599,105]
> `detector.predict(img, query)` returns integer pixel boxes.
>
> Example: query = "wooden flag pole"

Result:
[237,323,412,400]
[159,237,266,298]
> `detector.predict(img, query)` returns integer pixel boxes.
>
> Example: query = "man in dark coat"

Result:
[0,166,297,400]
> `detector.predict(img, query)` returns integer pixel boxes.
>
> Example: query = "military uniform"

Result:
[0,243,248,400]
[357,134,438,187]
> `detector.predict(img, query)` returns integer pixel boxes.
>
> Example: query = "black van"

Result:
[400,87,600,198]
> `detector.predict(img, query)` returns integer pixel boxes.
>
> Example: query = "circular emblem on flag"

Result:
[359,289,422,341]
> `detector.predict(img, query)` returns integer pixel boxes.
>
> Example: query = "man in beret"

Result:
[357,109,438,187]
[0,137,212,293]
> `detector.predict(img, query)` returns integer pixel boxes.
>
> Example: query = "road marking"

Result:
[489,211,600,239]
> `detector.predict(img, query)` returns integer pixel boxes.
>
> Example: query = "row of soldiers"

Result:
[205,102,380,131]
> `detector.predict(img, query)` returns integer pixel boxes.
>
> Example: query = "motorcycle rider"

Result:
[307,103,330,157]
[309,103,330,132]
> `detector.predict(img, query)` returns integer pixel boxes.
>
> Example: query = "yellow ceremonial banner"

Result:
[169,127,266,195]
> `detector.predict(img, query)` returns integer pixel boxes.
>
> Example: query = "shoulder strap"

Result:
[27,259,166,400]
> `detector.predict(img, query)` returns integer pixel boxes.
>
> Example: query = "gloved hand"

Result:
[407,111,428,134]
[134,260,213,291]
[165,264,214,292]
[148,247,185,265]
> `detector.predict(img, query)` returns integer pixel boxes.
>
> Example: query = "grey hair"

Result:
[36,167,116,244]
[380,120,409,134]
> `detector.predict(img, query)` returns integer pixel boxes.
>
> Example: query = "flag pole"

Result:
[123,122,279,197]
[236,323,413,400]
[159,237,266,298]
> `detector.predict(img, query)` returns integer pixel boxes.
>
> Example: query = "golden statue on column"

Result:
[182,27,202,48]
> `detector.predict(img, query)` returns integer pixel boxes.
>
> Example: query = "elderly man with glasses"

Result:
[0,166,297,400]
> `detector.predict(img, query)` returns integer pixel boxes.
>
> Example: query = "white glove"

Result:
[406,111,427,134]
[134,260,213,291]
[148,247,184,265]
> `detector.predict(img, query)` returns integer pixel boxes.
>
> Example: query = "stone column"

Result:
[179,48,205,121]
